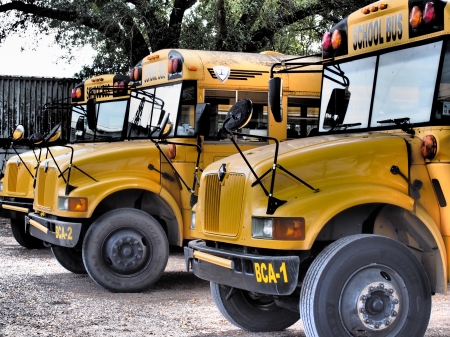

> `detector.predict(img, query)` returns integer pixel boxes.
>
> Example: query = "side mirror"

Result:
[86,98,97,130]
[195,103,211,136]
[76,116,86,139]
[44,123,62,143]
[12,125,25,142]
[268,77,282,123]
[223,99,253,132]
[29,132,44,146]
[323,88,351,130]
[157,112,171,138]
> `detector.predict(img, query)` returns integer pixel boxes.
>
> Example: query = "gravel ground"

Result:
[0,218,449,337]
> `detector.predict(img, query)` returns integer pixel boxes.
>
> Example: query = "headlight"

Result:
[252,217,305,240]
[0,181,3,192]
[190,211,196,229]
[58,197,88,212]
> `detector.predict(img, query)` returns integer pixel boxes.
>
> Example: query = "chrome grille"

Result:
[37,167,57,208]
[203,173,245,237]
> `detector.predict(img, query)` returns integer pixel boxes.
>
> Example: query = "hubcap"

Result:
[357,282,399,330]
[339,265,408,336]
[102,228,151,275]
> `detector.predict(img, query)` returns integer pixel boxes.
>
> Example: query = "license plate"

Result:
[254,261,290,284]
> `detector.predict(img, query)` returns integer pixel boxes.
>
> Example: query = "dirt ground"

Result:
[0,219,449,337]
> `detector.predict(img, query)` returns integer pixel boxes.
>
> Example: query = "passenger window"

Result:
[287,97,319,137]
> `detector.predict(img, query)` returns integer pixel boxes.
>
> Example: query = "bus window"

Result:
[128,83,182,138]
[371,41,442,127]
[287,97,319,138]
[319,57,376,132]
[204,90,268,141]
[437,42,450,120]
[177,82,197,136]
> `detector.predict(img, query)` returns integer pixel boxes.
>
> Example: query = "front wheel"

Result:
[82,208,169,293]
[51,246,87,274]
[10,218,45,249]
[210,282,299,332]
[300,234,431,337]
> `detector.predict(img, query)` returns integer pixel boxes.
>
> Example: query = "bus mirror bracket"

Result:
[221,100,319,215]
[268,77,282,123]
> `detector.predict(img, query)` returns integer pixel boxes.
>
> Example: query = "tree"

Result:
[0,0,374,78]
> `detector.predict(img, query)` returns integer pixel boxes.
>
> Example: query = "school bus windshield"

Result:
[320,39,446,132]
[70,99,128,142]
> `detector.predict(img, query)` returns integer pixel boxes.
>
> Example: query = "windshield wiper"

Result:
[377,117,415,135]
[329,122,361,132]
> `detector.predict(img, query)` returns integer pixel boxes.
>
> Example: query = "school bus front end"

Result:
[0,74,130,249]
[185,0,450,335]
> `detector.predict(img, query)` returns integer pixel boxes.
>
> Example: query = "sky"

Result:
[0,33,96,78]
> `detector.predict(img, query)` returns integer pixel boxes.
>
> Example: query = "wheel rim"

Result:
[339,265,408,336]
[101,227,152,276]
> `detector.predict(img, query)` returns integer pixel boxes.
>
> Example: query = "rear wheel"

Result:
[82,208,169,293]
[210,282,299,332]
[300,234,431,337]
[51,246,87,274]
[10,218,45,249]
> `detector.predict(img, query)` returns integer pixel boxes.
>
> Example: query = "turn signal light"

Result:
[273,218,305,240]
[68,197,88,212]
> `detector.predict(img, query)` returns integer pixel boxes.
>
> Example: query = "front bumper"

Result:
[26,212,82,248]
[0,198,33,219]
[184,239,300,296]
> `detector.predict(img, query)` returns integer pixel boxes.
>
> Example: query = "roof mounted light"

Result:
[168,57,182,74]
[423,2,436,25]
[331,30,343,50]
[410,5,423,29]
[322,32,332,52]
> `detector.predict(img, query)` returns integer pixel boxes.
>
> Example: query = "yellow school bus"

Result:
[185,0,450,335]
[26,49,322,292]
[0,74,130,249]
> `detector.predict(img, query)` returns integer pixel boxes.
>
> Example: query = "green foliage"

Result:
[0,0,375,78]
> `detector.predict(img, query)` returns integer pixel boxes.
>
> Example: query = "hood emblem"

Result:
[213,66,230,83]
[44,161,49,173]
[16,158,21,167]
[218,163,227,182]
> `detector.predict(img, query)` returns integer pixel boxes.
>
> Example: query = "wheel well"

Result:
[91,189,179,245]
[315,203,444,294]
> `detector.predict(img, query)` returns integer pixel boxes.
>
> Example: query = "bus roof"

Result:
[71,74,130,104]
[322,0,450,60]
[130,49,321,92]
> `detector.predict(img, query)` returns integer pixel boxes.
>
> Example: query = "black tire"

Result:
[300,234,431,337]
[10,218,45,249]
[82,208,169,293]
[51,246,87,274]
[210,282,299,332]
